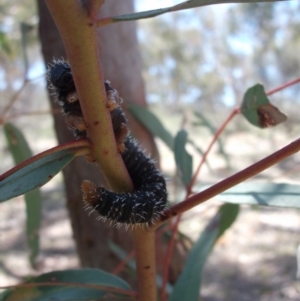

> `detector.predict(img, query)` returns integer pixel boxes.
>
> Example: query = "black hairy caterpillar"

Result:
[81,138,167,224]
[47,59,128,148]
[47,59,167,225]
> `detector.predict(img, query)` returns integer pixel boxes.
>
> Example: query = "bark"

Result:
[97,1,159,157]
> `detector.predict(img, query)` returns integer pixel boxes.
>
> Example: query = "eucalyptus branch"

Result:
[155,137,300,227]
[133,228,157,301]
[187,107,240,194]
[266,76,300,96]
[45,2,158,301]
[159,76,300,295]
[45,0,133,193]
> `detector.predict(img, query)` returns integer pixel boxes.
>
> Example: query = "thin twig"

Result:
[0,281,137,298]
[184,75,300,192]
[161,214,182,301]
[1,79,28,120]
[187,107,240,194]
[266,77,300,96]
[96,17,115,27]
[0,74,45,121]
[157,137,300,224]
[112,249,135,275]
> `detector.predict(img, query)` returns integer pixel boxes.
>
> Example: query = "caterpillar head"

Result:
[48,61,74,94]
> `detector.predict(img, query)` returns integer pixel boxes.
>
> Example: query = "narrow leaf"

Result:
[4,122,42,268]
[25,190,42,267]
[4,123,32,163]
[0,140,90,202]
[241,84,287,128]
[170,203,238,301]
[20,22,32,75]
[109,0,288,22]
[0,151,74,202]
[111,8,169,22]
[128,104,174,150]
[0,269,131,301]
[174,130,193,186]
[217,203,239,238]
[215,182,300,208]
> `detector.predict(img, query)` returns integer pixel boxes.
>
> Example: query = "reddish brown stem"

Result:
[0,79,28,121]
[266,77,300,96]
[160,76,300,298]
[112,250,135,275]
[161,215,182,301]
[185,76,300,192]
[0,282,136,298]
[187,107,240,194]
[157,137,300,224]
[161,108,240,300]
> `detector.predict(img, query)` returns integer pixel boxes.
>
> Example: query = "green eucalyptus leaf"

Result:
[215,182,300,208]
[0,269,131,301]
[128,104,174,150]
[4,123,32,163]
[174,130,193,185]
[111,0,288,22]
[0,149,75,202]
[170,203,239,301]
[4,122,42,268]
[217,203,239,238]
[241,84,287,128]
[25,190,42,267]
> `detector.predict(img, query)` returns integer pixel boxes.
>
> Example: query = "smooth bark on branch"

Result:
[38,0,140,271]
[37,0,183,287]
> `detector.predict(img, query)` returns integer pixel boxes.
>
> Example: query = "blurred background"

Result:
[1,0,300,300]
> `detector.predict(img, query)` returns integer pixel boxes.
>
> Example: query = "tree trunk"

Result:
[97,2,159,156]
